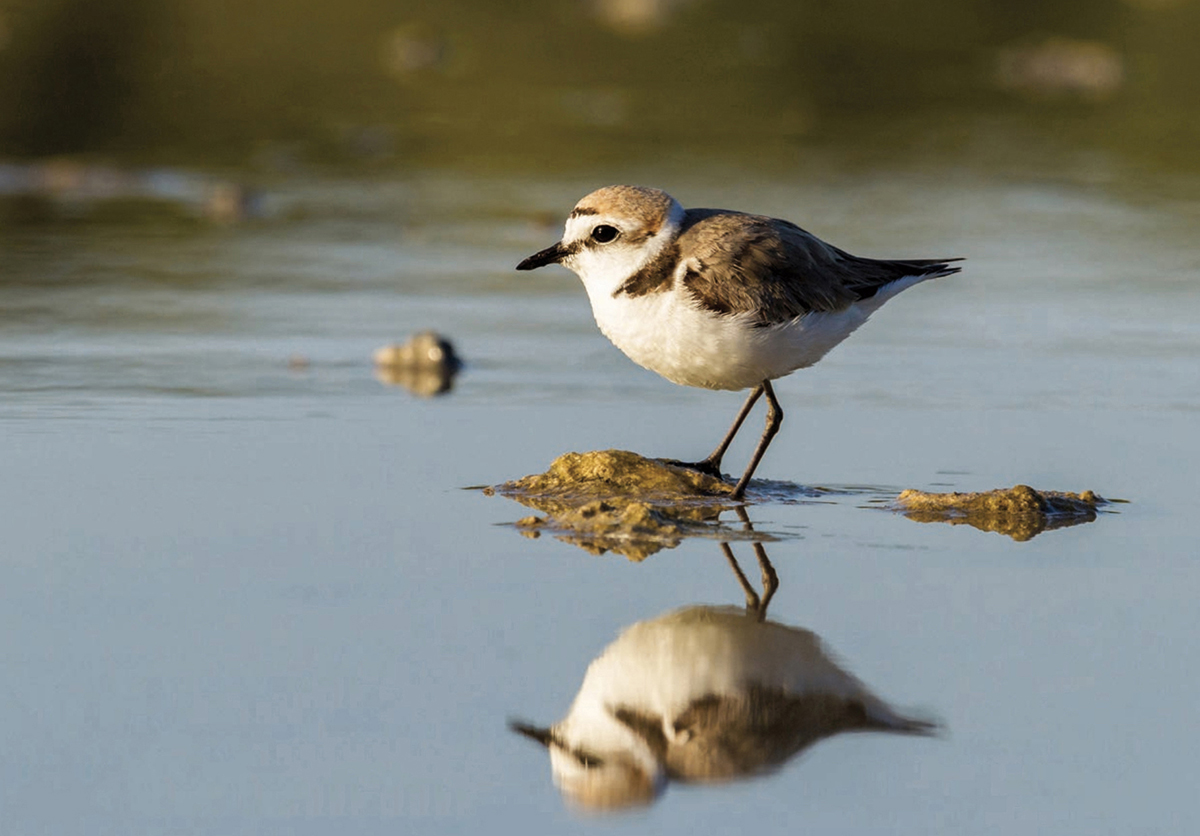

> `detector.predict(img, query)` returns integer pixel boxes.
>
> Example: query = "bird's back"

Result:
[675,209,961,326]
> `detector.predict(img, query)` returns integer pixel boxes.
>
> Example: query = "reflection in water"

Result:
[512,541,937,812]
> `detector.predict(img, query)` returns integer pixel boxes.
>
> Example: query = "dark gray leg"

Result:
[731,380,782,500]
[667,385,764,478]
[700,384,764,473]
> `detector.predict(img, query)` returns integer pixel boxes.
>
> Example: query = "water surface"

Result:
[2,163,1198,834]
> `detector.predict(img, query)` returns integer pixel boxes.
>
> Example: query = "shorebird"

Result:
[517,185,961,498]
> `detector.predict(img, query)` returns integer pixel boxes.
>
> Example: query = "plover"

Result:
[517,185,961,498]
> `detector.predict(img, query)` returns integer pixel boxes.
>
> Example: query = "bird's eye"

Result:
[590,225,619,244]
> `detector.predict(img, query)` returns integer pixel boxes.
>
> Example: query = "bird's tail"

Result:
[891,257,964,280]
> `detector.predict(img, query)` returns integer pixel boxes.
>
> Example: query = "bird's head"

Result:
[517,185,684,298]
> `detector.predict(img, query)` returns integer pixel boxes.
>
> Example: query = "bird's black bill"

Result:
[516,242,569,271]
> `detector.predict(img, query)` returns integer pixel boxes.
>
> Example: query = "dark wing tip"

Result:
[901,257,964,278]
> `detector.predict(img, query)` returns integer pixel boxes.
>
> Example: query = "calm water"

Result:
[2,163,1198,835]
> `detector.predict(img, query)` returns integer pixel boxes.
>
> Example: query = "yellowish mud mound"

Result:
[488,450,735,560]
[895,485,1108,541]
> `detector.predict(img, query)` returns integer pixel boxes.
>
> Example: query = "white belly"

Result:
[584,286,877,391]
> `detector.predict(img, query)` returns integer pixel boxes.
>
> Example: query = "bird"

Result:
[517,185,961,499]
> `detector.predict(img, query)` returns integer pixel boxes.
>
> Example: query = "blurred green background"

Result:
[2,0,1198,175]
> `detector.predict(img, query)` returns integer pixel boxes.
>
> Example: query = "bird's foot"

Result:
[660,456,725,480]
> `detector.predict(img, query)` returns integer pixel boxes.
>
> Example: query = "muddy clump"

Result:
[374,331,462,396]
[503,449,732,505]
[489,450,736,560]
[894,485,1108,541]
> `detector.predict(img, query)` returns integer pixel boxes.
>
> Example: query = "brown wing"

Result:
[677,209,962,324]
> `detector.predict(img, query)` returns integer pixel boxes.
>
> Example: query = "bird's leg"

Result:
[698,384,764,474]
[731,380,782,500]
[665,385,763,478]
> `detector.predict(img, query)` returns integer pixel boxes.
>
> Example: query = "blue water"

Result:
[2,168,1198,834]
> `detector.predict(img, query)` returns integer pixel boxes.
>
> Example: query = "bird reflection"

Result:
[511,539,937,812]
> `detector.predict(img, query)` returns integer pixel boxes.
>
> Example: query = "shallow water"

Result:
[2,164,1199,834]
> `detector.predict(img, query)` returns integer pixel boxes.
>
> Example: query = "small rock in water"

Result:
[374,331,462,396]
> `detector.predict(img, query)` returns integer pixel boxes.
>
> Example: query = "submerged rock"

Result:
[894,485,1108,541]
[492,450,737,560]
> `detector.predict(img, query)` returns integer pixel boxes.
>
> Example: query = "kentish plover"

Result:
[518,185,961,498]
